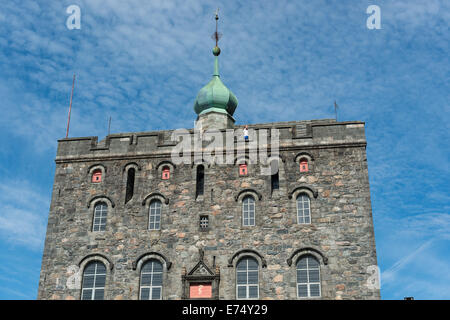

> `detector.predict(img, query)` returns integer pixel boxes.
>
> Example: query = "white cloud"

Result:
[0,182,49,250]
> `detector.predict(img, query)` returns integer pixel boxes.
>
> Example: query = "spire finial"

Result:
[212,8,222,56]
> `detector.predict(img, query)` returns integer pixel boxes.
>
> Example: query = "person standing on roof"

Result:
[243,125,249,141]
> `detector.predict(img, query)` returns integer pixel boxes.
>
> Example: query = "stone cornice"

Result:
[55,142,367,164]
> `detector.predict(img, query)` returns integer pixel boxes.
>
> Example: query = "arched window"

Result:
[242,196,255,226]
[148,200,162,230]
[162,166,170,180]
[300,158,309,173]
[125,168,135,203]
[297,255,321,298]
[92,169,102,183]
[81,261,106,300]
[196,165,204,198]
[93,202,107,231]
[296,194,311,224]
[140,259,163,300]
[236,257,259,299]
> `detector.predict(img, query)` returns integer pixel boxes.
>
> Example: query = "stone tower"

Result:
[37,16,380,300]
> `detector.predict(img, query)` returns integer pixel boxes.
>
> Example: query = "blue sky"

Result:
[0,0,448,300]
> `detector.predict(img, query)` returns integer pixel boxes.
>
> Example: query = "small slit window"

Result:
[196,165,205,198]
[92,169,102,183]
[270,161,279,191]
[125,168,135,203]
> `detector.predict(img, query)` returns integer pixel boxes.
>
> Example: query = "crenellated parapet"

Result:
[56,119,367,163]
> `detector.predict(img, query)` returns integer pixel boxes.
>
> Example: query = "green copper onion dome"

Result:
[193,47,238,117]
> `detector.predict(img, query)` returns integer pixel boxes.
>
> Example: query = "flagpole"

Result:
[66,74,76,138]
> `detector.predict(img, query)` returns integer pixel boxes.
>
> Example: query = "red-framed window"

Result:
[162,167,170,180]
[239,164,248,176]
[92,169,102,183]
[300,159,309,173]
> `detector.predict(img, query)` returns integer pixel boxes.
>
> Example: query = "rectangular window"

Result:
[200,216,209,229]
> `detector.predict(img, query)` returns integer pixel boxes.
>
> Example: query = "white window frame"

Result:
[81,261,106,300]
[296,194,311,224]
[92,202,107,231]
[148,200,162,230]
[236,257,259,300]
[296,255,321,298]
[242,196,255,226]
[139,260,163,300]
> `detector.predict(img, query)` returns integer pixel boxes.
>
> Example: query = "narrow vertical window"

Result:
[148,200,161,230]
[297,255,321,298]
[242,196,255,226]
[236,257,259,299]
[162,166,170,180]
[93,202,107,231]
[125,168,135,203]
[297,194,311,224]
[300,158,309,172]
[196,165,204,198]
[92,169,102,183]
[270,161,279,191]
[81,261,106,300]
[140,260,163,300]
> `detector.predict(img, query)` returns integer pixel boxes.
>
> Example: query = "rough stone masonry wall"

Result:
[37,120,380,300]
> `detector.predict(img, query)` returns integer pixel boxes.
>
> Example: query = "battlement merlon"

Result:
[55,119,367,163]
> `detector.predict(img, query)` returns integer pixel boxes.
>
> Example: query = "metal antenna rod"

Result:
[334,101,339,122]
[65,74,76,138]
[108,116,111,136]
